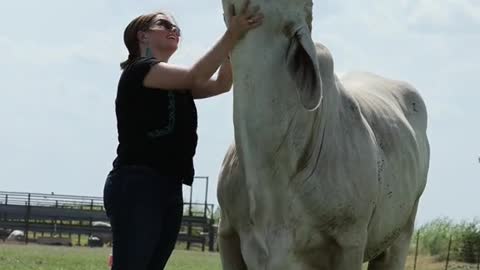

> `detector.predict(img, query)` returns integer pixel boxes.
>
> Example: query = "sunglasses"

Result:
[150,19,181,37]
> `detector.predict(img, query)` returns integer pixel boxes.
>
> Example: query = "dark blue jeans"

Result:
[103,165,184,270]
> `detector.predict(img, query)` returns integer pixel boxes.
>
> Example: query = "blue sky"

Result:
[0,0,478,226]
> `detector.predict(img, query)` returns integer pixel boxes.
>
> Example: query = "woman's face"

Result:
[147,14,181,53]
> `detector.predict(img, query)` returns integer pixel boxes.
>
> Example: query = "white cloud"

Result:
[314,0,479,35]
[408,0,480,27]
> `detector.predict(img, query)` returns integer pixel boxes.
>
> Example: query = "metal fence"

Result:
[0,180,218,251]
[409,230,480,270]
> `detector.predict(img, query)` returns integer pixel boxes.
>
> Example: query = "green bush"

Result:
[416,217,457,260]
[415,217,480,262]
[454,220,480,263]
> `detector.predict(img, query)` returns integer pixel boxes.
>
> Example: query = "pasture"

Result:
[0,243,477,270]
[0,244,220,270]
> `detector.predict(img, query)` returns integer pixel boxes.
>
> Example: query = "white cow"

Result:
[6,230,25,243]
[92,221,112,246]
[217,0,430,270]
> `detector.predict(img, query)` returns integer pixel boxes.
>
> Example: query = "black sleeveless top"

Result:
[113,57,198,186]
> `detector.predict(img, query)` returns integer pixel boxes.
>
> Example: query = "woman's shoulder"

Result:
[127,57,160,71]
[120,57,160,82]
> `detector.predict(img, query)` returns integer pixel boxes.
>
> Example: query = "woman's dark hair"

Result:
[120,11,178,70]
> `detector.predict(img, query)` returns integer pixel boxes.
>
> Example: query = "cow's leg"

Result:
[218,215,247,270]
[367,200,419,270]
[217,145,248,270]
[300,228,367,270]
[333,232,367,270]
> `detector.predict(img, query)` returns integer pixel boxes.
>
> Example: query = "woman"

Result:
[103,1,263,270]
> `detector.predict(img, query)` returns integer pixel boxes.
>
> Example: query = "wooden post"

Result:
[445,235,452,270]
[77,234,81,246]
[414,230,420,270]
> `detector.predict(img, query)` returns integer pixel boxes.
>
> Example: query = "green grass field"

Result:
[0,243,477,270]
[0,244,221,270]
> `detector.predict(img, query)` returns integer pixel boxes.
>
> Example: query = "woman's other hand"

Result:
[227,0,264,40]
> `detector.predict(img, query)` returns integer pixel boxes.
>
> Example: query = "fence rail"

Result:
[0,191,104,209]
[0,188,217,252]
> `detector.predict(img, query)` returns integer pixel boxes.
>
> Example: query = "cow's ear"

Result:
[286,26,323,111]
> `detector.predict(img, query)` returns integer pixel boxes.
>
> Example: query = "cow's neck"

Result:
[230,35,341,226]
[231,45,339,186]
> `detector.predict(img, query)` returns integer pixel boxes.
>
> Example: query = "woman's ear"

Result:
[137,31,148,44]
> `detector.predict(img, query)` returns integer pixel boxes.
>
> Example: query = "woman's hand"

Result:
[144,1,263,94]
[227,0,264,41]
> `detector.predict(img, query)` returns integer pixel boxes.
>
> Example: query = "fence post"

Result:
[186,223,192,250]
[204,177,209,218]
[187,187,193,250]
[3,194,8,220]
[189,187,193,216]
[208,219,215,252]
[414,230,420,270]
[24,193,31,244]
[445,235,452,270]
